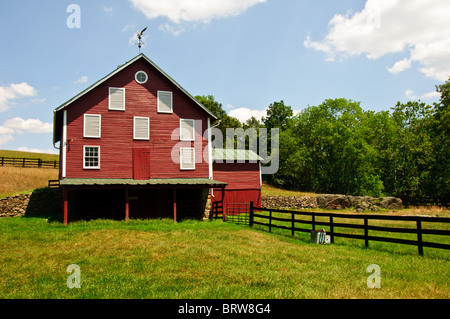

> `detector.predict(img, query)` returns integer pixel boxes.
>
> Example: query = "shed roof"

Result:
[212,148,263,162]
[60,178,227,187]
[53,53,217,144]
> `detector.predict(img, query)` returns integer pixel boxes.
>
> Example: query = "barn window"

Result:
[135,71,148,84]
[109,87,125,111]
[157,91,173,113]
[180,119,195,141]
[83,146,100,169]
[83,114,101,138]
[180,147,195,170]
[134,117,149,140]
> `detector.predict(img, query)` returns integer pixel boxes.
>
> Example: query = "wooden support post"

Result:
[222,187,225,222]
[173,188,177,223]
[63,187,68,225]
[125,188,129,222]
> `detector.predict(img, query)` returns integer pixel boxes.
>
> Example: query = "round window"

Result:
[135,71,148,84]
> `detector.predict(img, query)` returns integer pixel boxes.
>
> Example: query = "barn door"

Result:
[133,148,150,180]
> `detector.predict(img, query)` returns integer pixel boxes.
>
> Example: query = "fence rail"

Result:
[1,156,59,169]
[248,203,450,256]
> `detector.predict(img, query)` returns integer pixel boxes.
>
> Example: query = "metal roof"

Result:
[212,148,263,161]
[60,178,227,187]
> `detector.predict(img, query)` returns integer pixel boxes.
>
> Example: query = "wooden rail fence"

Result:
[247,202,450,256]
[1,156,59,169]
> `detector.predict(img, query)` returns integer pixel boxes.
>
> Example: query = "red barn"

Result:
[210,149,262,217]
[53,53,261,223]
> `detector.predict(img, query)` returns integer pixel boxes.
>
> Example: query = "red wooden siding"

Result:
[211,161,262,210]
[64,58,210,179]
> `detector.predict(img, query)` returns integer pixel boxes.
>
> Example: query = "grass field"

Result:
[0,217,448,299]
[0,150,59,198]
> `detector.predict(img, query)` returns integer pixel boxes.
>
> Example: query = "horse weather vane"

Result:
[135,27,147,53]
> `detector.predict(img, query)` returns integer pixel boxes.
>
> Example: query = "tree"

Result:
[195,95,241,146]
[262,100,293,131]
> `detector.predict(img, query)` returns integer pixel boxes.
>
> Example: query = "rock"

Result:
[379,197,403,210]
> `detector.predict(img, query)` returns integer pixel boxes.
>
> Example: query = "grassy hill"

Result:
[0,149,59,161]
[0,150,59,198]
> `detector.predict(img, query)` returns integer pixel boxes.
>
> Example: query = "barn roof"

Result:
[53,53,217,144]
[212,148,263,162]
[60,178,227,187]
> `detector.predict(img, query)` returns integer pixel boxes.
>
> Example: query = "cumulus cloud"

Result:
[0,82,37,112]
[229,107,267,123]
[304,0,450,81]
[0,117,52,145]
[129,0,266,23]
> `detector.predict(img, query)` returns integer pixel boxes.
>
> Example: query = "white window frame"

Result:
[180,119,195,141]
[83,145,100,170]
[180,147,195,170]
[157,91,173,114]
[83,114,101,138]
[108,87,125,111]
[135,71,148,84]
[133,116,150,140]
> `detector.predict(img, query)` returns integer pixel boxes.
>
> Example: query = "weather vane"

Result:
[135,27,147,53]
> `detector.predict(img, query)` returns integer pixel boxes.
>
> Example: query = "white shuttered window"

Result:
[134,117,150,140]
[180,147,195,170]
[180,119,195,141]
[157,91,173,113]
[109,87,125,110]
[84,114,101,138]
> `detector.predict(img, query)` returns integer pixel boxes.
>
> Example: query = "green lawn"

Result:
[0,217,448,299]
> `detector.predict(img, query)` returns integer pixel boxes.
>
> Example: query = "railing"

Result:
[225,203,250,225]
[248,202,450,256]
[1,156,59,169]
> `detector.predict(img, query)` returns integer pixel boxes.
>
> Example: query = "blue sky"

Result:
[0,0,448,154]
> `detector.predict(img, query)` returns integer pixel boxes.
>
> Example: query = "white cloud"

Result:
[0,82,37,112]
[229,107,267,123]
[129,0,265,23]
[159,23,185,36]
[405,89,440,101]
[2,117,53,134]
[304,0,450,81]
[16,146,58,155]
[0,117,52,146]
[102,6,113,15]
[74,75,88,84]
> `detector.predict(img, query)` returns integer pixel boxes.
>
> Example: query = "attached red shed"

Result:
[211,149,262,216]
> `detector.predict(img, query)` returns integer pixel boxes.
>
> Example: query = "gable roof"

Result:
[53,53,217,144]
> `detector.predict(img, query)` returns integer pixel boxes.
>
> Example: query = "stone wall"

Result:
[0,189,62,219]
[262,194,402,212]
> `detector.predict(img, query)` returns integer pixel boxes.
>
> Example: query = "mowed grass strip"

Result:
[0,217,448,299]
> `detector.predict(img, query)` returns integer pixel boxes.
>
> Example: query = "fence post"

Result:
[249,202,254,227]
[1,157,3,166]
[417,219,424,256]
[22,158,25,167]
[269,210,272,233]
[364,217,369,248]
[329,215,334,244]
[291,212,295,236]
[312,215,315,231]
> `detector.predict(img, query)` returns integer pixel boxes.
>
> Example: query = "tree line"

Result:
[196,78,449,200]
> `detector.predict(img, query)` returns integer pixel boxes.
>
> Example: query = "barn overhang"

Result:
[59,178,227,188]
